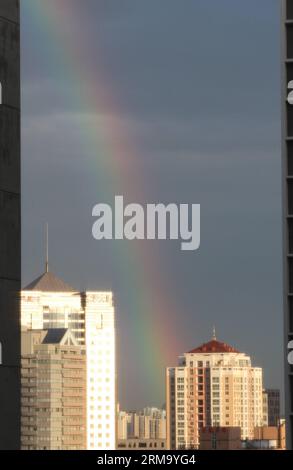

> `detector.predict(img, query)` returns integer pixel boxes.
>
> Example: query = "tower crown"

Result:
[188,338,240,354]
[24,271,76,292]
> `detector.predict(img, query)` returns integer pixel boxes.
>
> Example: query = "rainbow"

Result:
[22,0,185,405]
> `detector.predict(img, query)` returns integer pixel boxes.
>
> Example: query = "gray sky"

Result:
[21,0,283,411]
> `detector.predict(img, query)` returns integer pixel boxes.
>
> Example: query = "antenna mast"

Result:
[45,223,49,273]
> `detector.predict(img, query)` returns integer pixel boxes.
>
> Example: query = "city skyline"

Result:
[22,0,283,410]
[22,261,281,414]
[20,264,282,451]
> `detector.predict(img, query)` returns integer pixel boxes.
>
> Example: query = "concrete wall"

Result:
[0,0,20,450]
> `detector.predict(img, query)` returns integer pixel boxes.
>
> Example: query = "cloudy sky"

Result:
[21,0,283,410]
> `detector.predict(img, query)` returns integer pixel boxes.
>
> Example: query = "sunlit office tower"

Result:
[166,333,264,449]
[21,269,116,450]
[281,0,293,450]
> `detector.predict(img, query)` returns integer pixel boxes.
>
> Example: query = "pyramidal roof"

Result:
[24,271,76,292]
[188,330,240,354]
[188,339,240,354]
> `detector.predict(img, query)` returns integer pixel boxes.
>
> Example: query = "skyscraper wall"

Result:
[281,0,293,450]
[0,0,20,450]
[83,291,116,450]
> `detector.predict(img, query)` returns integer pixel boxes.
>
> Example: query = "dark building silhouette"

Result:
[0,0,20,449]
[282,0,293,451]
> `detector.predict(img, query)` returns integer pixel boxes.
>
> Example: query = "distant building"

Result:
[117,411,131,440]
[21,268,116,450]
[263,389,280,427]
[117,407,166,442]
[199,427,241,450]
[21,329,86,450]
[166,331,264,449]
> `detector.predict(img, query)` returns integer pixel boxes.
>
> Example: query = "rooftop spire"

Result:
[212,325,216,340]
[45,223,49,273]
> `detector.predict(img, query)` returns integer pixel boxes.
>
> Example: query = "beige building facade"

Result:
[21,329,86,450]
[166,333,264,449]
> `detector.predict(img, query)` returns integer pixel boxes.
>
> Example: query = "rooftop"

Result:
[188,339,240,354]
[188,330,240,354]
[24,271,76,292]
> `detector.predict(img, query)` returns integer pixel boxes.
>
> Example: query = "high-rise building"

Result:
[281,0,293,450]
[0,0,21,450]
[263,389,281,427]
[166,333,264,449]
[21,329,86,450]
[21,269,116,449]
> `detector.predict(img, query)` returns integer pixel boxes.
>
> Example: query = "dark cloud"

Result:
[22,0,283,410]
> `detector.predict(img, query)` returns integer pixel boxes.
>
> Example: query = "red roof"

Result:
[188,339,240,354]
